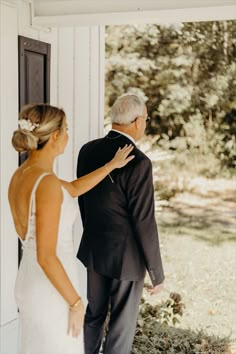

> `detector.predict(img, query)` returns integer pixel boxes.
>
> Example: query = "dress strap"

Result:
[30,173,52,213]
[25,172,52,241]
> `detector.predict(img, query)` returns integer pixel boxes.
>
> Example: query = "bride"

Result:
[8,103,134,354]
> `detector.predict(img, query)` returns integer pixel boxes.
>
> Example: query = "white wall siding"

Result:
[0,1,19,326]
[57,27,75,181]
[72,26,106,300]
[72,27,91,298]
[55,26,105,179]
[0,1,105,325]
[73,26,105,162]
[39,27,59,175]
[90,26,105,139]
[73,27,91,155]
[98,26,105,138]
[90,27,101,140]
[55,25,105,300]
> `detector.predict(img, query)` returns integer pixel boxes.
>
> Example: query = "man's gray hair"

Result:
[110,94,145,125]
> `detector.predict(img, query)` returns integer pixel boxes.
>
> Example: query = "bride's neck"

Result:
[26,150,55,172]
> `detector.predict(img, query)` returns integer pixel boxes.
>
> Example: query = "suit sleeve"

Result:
[126,158,165,286]
[76,148,85,227]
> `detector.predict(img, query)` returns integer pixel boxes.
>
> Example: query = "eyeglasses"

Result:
[131,116,151,123]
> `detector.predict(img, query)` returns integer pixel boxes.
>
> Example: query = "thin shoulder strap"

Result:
[25,173,52,241]
[32,172,52,198]
[30,172,53,214]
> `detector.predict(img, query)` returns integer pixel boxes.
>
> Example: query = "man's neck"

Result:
[111,126,135,144]
[111,125,136,142]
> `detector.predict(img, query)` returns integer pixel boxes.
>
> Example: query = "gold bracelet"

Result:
[104,163,110,174]
[69,297,81,311]
[104,164,114,183]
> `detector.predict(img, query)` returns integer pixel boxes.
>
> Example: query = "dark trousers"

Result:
[84,269,144,354]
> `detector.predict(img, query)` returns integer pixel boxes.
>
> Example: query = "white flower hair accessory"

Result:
[18,119,39,132]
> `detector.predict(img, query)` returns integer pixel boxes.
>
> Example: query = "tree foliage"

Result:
[105,21,236,173]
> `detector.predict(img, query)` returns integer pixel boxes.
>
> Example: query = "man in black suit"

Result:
[77,94,164,354]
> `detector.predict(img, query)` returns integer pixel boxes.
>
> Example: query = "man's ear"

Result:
[134,117,141,130]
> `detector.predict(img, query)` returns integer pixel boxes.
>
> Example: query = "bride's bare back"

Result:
[8,164,56,241]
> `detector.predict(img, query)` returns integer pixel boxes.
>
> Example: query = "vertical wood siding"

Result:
[0,0,105,325]
[0,1,19,326]
[57,27,75,181]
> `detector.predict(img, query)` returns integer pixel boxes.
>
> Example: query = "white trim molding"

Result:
[0,0,18,8]
[33,0,236,16]
[32,5,236,27]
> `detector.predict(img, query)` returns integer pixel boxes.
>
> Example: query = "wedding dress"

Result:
[15,173,84,354]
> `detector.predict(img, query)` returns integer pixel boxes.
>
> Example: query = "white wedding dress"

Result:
[15,173,84,354]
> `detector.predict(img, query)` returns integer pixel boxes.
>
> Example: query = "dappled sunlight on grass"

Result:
[155,182,236,246]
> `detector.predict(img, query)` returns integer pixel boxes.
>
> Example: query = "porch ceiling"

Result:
[32,0,236,27]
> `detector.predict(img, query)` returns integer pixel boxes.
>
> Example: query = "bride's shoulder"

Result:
[36,174,63,200]
[8,168,22,195]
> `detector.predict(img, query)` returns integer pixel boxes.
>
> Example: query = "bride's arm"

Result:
[60,144,134,197]
[36,174,84,337]
[36,174,81,306]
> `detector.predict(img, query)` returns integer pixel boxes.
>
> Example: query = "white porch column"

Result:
[0,1,19,326]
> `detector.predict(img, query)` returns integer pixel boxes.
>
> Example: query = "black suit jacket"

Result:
[76,130,164,286]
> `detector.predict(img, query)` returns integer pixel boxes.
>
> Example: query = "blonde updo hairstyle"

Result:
[12,104,66,152]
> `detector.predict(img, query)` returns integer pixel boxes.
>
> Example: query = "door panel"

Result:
[25,52,45,103]
[18,35,50,108]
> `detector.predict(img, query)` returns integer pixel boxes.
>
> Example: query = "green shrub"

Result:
[132,323,231,353]
[138,291,185,327]
[132,296,232,354]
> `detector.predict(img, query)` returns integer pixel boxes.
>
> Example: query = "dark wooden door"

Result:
[18,36,51,263]
[18,35,51,108]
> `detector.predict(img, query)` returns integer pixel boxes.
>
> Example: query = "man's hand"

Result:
[146,282,164,295]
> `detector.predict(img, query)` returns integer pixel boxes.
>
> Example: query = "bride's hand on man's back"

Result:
[109,144,135,169]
